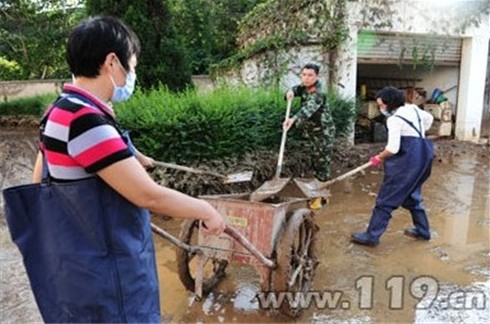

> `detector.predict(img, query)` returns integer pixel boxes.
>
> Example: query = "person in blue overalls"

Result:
[351,86,434,246]
[5,16,225,323]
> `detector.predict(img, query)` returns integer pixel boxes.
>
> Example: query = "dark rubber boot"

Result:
[351,232,379,246]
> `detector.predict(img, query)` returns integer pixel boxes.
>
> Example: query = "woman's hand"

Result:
[139,155,155,169]
[369,155,383,168]
[201,205,226,236]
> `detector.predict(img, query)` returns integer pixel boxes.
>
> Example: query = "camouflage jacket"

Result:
[288,81,331,128]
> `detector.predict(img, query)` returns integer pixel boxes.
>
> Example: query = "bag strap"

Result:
[395,107,424,138]
[39,97,64,183]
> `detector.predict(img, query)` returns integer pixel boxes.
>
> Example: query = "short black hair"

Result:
[67,16,141,77]
[302,63,320,75]
[375,86,405,111]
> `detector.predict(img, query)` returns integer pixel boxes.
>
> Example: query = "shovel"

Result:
[249,99,293,202]
[153,160,253,184]
[294,161,373,197]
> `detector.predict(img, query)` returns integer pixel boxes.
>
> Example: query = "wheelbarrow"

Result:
[151,192,320,318]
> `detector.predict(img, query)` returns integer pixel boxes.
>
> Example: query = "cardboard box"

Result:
[425,104,442,120]
[439,102,452,122]
[438,122,452,136]
[361,101,380,119]
[427,120,452,137]
[425,103,452,122]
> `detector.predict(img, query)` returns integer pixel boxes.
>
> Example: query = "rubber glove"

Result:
[369,155,382,168]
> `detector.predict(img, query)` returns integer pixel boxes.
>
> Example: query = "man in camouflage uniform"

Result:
[283,63,335,181]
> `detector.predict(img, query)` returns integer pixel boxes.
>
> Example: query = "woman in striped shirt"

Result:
[27,16,225,322]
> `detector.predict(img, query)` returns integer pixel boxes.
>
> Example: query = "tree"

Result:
[0,0,83,80]
[170,0,264,75]
[85,0,191,91]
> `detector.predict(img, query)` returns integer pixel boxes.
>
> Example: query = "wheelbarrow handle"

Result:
[151,222,201,254]
[224,225,275,268]
[151,222,275,268]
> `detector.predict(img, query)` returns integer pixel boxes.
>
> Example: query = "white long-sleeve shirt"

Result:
[385,103,434,154]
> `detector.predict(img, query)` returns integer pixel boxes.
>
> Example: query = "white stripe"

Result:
[68,124,121,156]
[48,164,93,180]
[66,96,98,110]
[44,120,69,142]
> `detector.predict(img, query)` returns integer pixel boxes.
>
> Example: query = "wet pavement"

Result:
[1,130,489,323]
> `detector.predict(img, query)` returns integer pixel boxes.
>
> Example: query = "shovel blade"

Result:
[249,178,291,202]
[293,178,330,198]
[224,171,254,184]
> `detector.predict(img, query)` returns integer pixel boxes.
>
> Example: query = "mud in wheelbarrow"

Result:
[151,192,319,318]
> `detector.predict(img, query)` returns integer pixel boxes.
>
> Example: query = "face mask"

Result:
[380,109,392,117]
[110,59,136,103]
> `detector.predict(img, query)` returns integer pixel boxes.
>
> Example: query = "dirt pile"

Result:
[0,115,39,130]
[1,124,487,198]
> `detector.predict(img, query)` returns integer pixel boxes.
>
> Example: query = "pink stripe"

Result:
[45,150,79,167]
[49,108,73,126]
[49,107,103,126]
[74,138,128,167]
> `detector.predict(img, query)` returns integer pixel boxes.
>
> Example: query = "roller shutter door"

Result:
[357,31,462,66]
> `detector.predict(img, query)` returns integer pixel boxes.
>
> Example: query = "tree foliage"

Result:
[169,0,264,75]
[0,0,84,80]
[0,0,264,84]
[85,0,191,91]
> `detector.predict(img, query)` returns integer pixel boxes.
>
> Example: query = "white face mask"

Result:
[380,109,392,117]
[109,58,136,103]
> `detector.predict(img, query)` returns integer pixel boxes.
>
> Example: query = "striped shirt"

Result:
[41,84,132,180]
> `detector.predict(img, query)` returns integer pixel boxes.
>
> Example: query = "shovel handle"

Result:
[319,161,373,189]
[153,161,225,179]
[275,99,293,178]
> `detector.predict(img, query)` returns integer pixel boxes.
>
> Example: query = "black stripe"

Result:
[70,113,112,139]
[56,97,86,113]
[48,175,95,183]
[85,149,133,174]
[42,135,67,153]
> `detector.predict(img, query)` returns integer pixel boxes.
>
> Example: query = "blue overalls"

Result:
[2,99,161,322]
[357,109,434,245]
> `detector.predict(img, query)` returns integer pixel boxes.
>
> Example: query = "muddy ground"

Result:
[1,127,489,323]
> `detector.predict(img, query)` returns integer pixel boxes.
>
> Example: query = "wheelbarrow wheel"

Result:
[176,219,228,295]
[272,208,319,318]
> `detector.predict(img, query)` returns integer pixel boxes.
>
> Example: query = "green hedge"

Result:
[116,86,356,163]
[116,86,288,162]
[1,87,356,163]
[0,94,56,116]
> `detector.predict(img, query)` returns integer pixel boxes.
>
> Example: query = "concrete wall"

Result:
[0,76,217,101]
[214,45,328,91]
[0,80,66,102]
[191,75,214,93]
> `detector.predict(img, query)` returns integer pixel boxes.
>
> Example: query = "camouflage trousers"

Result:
[302,124,335,181]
